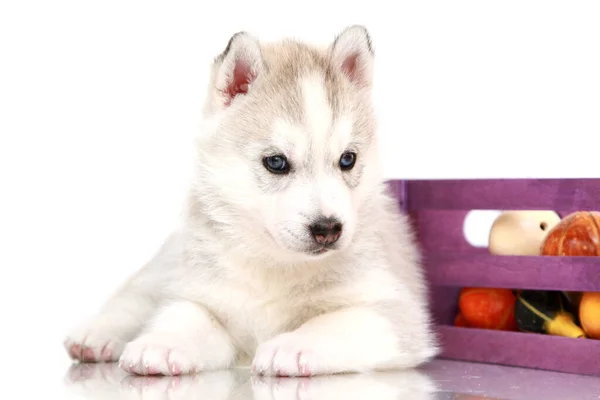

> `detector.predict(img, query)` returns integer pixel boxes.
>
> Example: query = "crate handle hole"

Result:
[462,210,502,248]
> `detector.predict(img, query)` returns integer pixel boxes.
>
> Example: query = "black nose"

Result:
[309,217,343,245]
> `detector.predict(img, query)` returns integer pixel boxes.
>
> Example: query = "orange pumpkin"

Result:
[541,211,600,256]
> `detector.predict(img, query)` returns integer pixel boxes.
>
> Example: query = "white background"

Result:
[0,0,599,395]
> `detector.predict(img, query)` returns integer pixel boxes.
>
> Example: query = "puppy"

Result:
[64,25,438,377]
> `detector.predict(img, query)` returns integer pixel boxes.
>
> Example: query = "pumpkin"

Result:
[541,211,600,256]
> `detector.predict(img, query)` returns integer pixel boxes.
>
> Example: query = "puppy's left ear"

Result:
[329,25,374,89]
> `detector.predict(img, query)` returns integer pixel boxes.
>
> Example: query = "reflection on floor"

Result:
[63,358,600,400]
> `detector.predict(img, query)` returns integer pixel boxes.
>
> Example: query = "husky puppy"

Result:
[64,25,438,377]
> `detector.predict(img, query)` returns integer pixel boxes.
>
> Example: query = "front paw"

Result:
[64,320,127,363]
[119,333,204,376]
[252,332,322,377]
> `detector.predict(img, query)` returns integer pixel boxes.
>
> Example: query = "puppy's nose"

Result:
[309,217,343,245]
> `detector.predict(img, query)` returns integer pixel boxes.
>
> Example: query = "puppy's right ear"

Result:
[210,32,265,110]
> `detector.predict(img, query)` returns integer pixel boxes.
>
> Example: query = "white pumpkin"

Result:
[488,210,562,256]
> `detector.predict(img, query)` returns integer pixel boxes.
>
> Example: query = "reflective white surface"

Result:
[54,359,600,400]
[63,363,438,400]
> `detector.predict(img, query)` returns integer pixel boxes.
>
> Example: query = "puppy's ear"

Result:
[210,32,265,109]
[329,25,374,89]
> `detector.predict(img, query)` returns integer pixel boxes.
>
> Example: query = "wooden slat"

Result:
[425,254,600,291]
[409,210,485,255]
[437,325,600,377]
[388,178,600,211]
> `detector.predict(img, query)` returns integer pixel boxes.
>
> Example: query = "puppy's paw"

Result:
[119,333,204,376]
[252,332,325,377]
[64,319,127,362]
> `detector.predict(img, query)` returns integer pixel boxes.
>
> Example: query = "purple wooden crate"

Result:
[386,178,600,377]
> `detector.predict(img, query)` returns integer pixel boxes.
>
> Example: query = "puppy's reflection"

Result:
[64,363,437,400]
[65,363,246,400]
[250,371,437,400]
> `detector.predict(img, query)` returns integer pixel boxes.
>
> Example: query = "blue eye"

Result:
[263,155,290,174]
[339,151,357,171]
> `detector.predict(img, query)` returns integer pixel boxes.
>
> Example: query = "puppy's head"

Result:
[194,26,382,263]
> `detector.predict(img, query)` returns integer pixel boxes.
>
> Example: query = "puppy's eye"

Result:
[263,155,290,174]
[339,151,357,171]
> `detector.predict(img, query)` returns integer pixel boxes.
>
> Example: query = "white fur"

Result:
[301,75,333,143]
[64,26,438,377]
[252,307,405,376]
[119,301,236,375]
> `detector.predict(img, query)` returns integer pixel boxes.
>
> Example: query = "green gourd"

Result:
[514,290,585,338]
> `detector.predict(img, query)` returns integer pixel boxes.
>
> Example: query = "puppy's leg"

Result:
[64,289,156,363]
[252,305,437,377]
[64,233,181,362]
[119,300,236,376]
